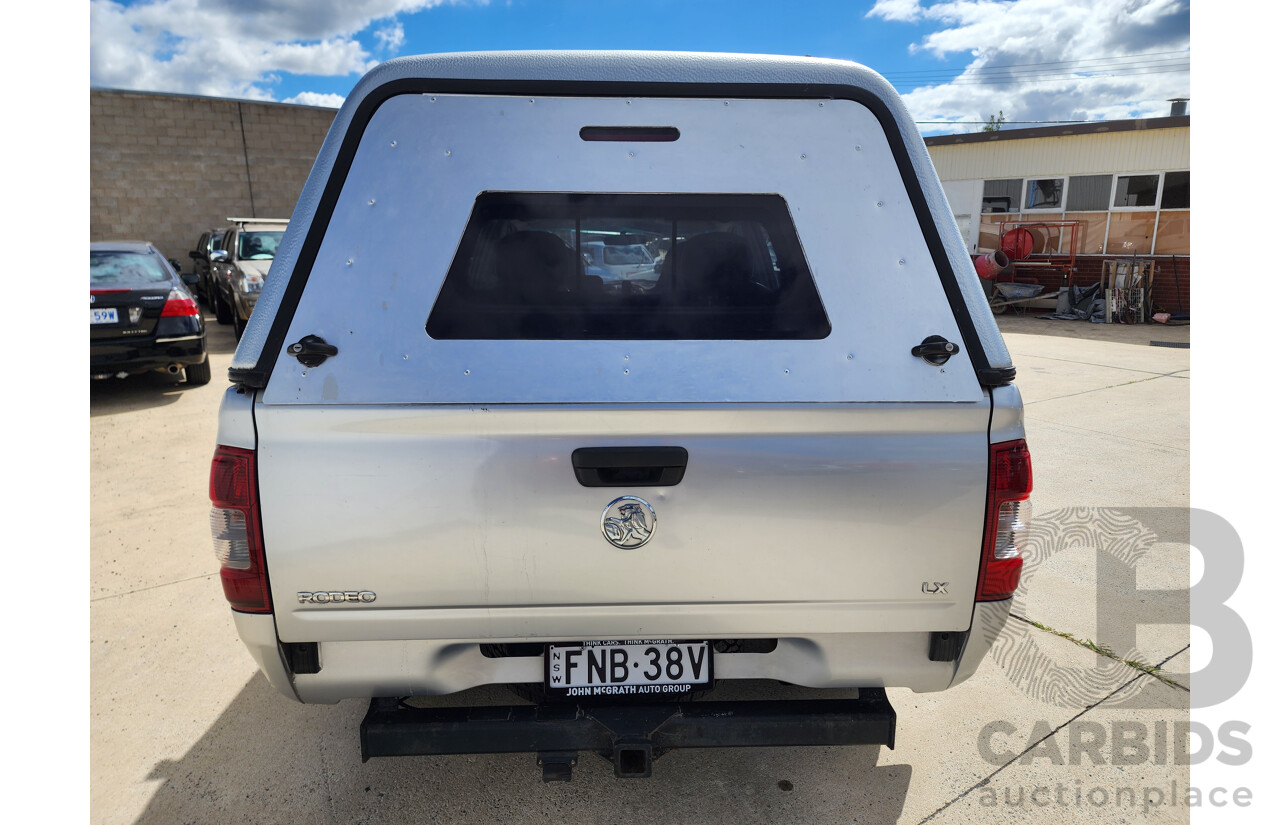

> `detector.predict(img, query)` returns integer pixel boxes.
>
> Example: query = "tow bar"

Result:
[360,690,896,781]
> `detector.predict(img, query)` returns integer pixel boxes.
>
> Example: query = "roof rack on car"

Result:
[226,217,290,224]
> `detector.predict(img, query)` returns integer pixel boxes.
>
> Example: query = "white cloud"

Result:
[868,0,1190,131]
[89,0,459,100]
[375,22,406,53]
[283,91,347,108]
[866,0,924,23]
[266,39,372,76]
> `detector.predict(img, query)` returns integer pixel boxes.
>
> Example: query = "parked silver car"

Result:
[209,217,287,340]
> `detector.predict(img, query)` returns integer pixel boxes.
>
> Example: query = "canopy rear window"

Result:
[426,193,830,340]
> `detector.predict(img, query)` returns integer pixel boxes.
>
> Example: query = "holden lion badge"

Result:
[601,496,657,549]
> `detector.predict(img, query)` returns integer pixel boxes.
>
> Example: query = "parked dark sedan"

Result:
[187,228,227,308]
[90,241,211,385]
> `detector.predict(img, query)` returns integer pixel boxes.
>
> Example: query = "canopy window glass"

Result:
[426,193,830,341]
[1024,178,1064,210]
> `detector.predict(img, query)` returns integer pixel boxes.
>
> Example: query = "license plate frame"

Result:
[91,307,119,325]
[544,640,713,700]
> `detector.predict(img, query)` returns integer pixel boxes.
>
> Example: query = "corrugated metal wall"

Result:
[926,123,1191,310]
[928,128,1190,180]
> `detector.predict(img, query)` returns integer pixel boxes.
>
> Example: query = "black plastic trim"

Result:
[978,366,1017,385]
[580,126,680,142]
[481,637,776,658]
[233,77,1006,390]
[928,630,968,662]
[571,446,688,487]
[282,641,321,674]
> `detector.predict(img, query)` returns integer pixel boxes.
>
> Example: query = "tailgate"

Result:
[259,402,990,643]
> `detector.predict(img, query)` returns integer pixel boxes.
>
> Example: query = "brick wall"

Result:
[90,89,335,267]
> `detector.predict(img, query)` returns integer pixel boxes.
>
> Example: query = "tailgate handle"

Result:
[911,335,959,366]
[571,447,688,487]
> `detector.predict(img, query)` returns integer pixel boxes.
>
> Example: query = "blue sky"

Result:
[89,0,1191,135]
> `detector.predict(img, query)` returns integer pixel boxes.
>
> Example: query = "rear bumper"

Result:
[90,334,207,375]
[232,598,1015,705]
[232,610,299,701]
[951,598,1014,686]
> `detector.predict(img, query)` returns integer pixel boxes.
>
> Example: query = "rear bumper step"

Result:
[360,690,896,780]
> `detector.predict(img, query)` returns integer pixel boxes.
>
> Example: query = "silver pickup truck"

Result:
[210,51,1031,780]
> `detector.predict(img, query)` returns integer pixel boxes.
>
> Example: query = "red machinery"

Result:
[982,220,1082,313]
[973,249,1010,280]
[996,220,1081,287]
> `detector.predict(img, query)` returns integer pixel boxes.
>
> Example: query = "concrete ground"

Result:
[90,312,1191,824]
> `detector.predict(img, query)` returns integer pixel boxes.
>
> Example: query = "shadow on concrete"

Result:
[202,316,240,356]
[89,371,189,416]
[995,315,1190,345]
[134,674,912,825]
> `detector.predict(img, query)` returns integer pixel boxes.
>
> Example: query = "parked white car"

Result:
[582,240,659,289]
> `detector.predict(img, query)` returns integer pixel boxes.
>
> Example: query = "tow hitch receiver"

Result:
[360,690,896,780]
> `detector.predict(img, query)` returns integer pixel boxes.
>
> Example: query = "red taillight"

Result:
[210,445,271,613]
[977,439,1033,601]
[161,289,199,317]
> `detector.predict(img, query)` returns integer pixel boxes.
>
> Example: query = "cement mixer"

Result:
[973,249,1010,280]
[999,227,1037,261]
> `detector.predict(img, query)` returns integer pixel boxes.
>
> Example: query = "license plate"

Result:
[545,640,712,699]
[91,308,118,325]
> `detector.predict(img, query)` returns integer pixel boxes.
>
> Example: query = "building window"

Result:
[1025,178,1064,210]
[1066,175,1112,211]
[1154,211,1189,254]
[982,179,1021,213]
[1063,213,1108,254]
[1106,212,1158,255]
[1114,174,1160,208]
[970,168,1189,256]
[1161,171,1190,209]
